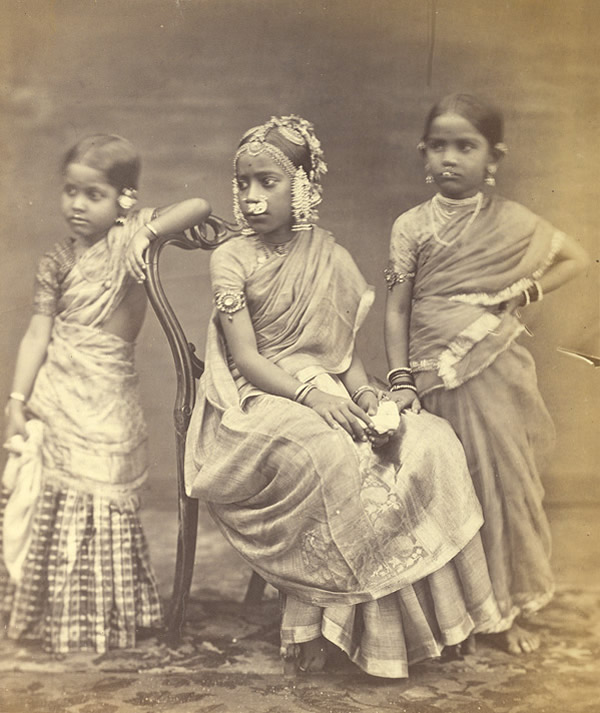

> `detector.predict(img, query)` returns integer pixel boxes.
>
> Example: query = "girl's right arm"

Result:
[218,308,373,441]
[4,314,53,443]
[126,198,212,282]
[384,280,422,413]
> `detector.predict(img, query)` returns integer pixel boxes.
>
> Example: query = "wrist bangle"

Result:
[8,392,26,403]
[390,383,418,394]
[351,385,377,404]
[387,367,412,382]
[531,280,543,302]
[145,223,159,240]
[522,289,531,307]
[389,374,415,385]
[294,382,317,404]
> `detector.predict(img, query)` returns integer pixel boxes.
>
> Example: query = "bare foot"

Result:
[442,633,477,661]
[494,623,540,655]
[462,632,477,655]
[298,636,329,672]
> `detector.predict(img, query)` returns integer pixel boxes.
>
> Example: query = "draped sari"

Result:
[0,209,163,653]
[388,193,561,622]
[185,227,501,677]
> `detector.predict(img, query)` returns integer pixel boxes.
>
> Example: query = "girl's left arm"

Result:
[536,234,590,295]
[506,234,590,312]
[126,198,212,281]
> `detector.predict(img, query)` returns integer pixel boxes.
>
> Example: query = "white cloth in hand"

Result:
[2,419,44,582]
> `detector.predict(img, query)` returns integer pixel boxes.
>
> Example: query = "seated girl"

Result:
[180,115,502,678]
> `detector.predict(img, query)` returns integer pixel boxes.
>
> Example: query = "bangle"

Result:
[351,385,377,404]
[530,280,543,303]
[8,392,26,403]
[522,289,531,307]
[294,382,317,404]
[390,383,418,394]
[387,367,412,382]
[389,376,415,389]
[389,373,415,384]
[145,223,159,240]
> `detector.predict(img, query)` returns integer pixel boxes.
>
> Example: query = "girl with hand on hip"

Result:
[384,93,589,655]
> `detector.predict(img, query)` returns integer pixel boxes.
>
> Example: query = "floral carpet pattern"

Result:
[1,587,599,713]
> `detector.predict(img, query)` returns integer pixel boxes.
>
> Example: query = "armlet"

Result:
[215,290,246,321]
[383,266,415,291]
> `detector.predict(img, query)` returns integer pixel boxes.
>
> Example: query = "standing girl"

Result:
[384,94,589,654]
[1,134,211,653]
[183,114,503,678]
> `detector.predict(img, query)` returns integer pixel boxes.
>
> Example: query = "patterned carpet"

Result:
[1,586,599,713]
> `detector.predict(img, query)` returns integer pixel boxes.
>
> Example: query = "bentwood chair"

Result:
[144,216,267,646]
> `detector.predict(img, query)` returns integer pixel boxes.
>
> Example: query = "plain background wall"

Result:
[1,0,598,512]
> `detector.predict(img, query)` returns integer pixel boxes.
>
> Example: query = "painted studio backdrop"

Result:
[1,0,598,520]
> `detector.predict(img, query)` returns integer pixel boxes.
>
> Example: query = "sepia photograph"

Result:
[0,1,598,711]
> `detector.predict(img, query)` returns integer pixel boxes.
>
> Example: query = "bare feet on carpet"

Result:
[484,622,540,655]
[298,636,329,672]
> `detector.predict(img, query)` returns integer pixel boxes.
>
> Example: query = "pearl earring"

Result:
[484,165,497,187]
[424,162,434,184]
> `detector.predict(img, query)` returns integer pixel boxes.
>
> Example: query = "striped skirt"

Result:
[0,479,163,654]
[422,343,556,621]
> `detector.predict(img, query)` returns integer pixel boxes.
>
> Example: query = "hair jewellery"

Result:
[233,115,328,234]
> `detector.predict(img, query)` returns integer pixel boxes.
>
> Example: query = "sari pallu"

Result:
[185,229,502,677]
[389,194,561,621]
[0,209,163,653]
[398,195,565,393]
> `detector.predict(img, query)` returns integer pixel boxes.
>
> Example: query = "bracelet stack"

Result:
[294,382,317,405]
[387,367,418,395]
[522,280,543,307]
[351,385,378,404]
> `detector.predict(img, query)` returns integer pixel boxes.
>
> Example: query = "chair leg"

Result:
[243,570,267,606]
[166,492,199,647]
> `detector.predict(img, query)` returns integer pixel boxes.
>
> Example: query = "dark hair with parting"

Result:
[61,134,141,192]
[422,93,504,148]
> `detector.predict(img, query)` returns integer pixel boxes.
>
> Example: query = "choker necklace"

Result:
[430,192,483,247]
[254,236,292,263]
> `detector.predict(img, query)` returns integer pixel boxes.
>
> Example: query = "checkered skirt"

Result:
[0,480,163,653]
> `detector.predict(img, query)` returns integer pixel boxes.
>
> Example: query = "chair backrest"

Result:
[143,215,242,644]
[144,216,242,440]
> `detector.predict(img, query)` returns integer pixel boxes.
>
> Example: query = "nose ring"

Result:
[247,195,268,216]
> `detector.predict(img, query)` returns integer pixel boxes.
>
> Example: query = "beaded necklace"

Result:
[430,191,483,247]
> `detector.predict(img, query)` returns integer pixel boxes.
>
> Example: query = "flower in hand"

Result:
[366,400,401,447]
